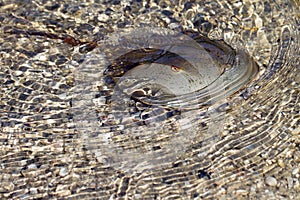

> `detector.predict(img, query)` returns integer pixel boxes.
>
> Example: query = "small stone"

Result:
[218,187,226,194]
[37,54,47,61]
[250,186,256,193]
[56,184,71,197]
[277,159,285,168]
[56,184,68,192]
[235,189,248,195]
[292,167,299,176]
[287,177,293,189]
[59,167,69,177]
[265,176,277,187]
[3,182,14,191]
[27,163,37,170]
[42,71,53,78]
[57,189,71,197]
[98,14,109,23]
[243,159,250,165]
[13,70,23,76]
[30,187,38,194]
[134,194,142,199]
[20,160,27,166]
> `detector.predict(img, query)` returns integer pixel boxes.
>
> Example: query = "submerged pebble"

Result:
[265,176,278,187]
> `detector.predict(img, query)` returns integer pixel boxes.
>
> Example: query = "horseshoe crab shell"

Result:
[104,34,258,109]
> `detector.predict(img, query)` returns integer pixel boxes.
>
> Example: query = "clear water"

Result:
[0,0,299,199]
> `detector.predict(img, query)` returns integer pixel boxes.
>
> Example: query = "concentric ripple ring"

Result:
[72,27,259,172]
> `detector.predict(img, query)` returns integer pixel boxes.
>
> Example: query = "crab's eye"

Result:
[171,65,182,72]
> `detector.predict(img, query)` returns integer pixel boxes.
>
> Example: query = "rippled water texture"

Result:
[73,27,260,172]
[0,0,299,199]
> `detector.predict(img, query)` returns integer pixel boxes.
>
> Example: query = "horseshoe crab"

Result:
[103,33,259,110]
[70,29,262,172]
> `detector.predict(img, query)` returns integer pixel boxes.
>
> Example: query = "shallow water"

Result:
[0,0,299,199]
[72,26,261,173]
